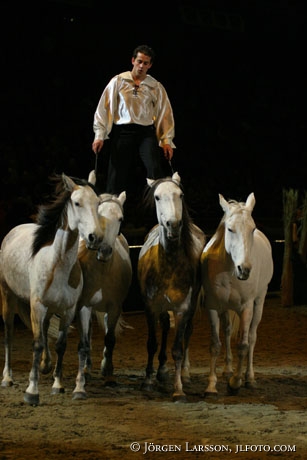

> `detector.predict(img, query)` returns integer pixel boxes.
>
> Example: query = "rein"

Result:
[94,153,99,177]
[99,197,124,214]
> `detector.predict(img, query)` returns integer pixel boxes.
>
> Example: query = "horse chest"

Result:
[139,247,194,306]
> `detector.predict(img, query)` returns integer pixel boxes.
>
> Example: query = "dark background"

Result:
[0,0,304,241]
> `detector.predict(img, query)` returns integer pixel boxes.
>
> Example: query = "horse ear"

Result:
[147,178,155,187]
[88,170,96,186]
[219,194,229,212]
[172,172,181,185]
[62,174,76,191]
[245,193,256,211]
[117,191,126,205]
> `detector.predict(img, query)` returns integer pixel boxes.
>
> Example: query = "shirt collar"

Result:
[119,71,157,89]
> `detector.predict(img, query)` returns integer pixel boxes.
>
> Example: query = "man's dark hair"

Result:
[132,45,155,63]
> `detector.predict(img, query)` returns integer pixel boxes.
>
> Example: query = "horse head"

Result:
[220,192,256,280]
[64,174,103,251]
[147,172,183,241]
[95,192,126,262]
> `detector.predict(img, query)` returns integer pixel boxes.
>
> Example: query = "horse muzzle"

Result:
[236,265,251,280]
[86,233,103,251]
[165,220,182,240]
[96,243,113,262]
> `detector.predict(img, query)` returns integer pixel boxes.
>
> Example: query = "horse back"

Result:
[254,229,274,283]
[0,224,35,302]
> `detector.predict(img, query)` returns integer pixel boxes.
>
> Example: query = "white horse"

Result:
[138,172,206,401]
[201,192,273,396]
[72,175,132,399]
[0,174,103,405]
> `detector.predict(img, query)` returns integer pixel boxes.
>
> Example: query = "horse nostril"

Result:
[98,243,112,257]
[238,265,251,280]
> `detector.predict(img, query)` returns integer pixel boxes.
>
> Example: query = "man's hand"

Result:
[162,144,173,161]
[92,139,104,154]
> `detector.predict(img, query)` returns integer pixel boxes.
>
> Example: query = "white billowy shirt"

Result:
[93,71,175,148]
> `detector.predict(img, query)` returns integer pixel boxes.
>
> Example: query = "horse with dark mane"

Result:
[138,172,206,401]
[0,173,103,405]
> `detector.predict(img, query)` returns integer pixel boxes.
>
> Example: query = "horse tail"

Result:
[194,286,206,320]
[229,310,240,339]
[48,314,75,339]
[95,311,134,336]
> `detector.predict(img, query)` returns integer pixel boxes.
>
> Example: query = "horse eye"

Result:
[228,227,234,233]
[74,202,80,207]
[155,196,160,201]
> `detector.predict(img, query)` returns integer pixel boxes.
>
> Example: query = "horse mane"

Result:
[209,199,248,251]
[100,193,115,201]
[31,174,78,257]
[99,193,125,216]
[143,177,196,258]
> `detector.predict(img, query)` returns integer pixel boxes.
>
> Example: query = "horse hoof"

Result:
[245,381,257,389]
[72,391,87,400]
[51,387,65,395]
[172,394,187,403]
[204,391,218,399]
[1,380,14,388]
[24,392,39,406]
[104,380,117,388]
[227,383,240,395]
[141,382,154,392]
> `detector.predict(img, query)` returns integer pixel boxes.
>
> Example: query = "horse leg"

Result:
[73,305,92,400]
[23,303,49,405]
[40,316,53,374]
[141,309,158,392]
[50,306,75,396]
[228,306,253,394]
[171,312,188,402]
[205,309,221,397]
[85,313,93,375]
[221,311,234,378]
[101,310,118,386]
[245,298,264,388]
[181,289,200,383]
[181,315,194,383]
[156,311,170,383]
[1,288,16,387]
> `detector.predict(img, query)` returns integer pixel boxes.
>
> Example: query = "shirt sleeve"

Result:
[93,76,118,141]
[154,82,176,148]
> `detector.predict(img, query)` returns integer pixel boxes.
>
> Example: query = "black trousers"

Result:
[106,124,165,195]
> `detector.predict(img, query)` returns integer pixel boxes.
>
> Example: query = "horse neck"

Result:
[206,224,228,259]
[53,227,80,264]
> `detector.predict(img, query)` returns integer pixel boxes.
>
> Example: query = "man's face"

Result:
[132,52,152,77]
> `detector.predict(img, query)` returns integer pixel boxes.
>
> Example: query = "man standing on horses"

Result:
[91,45,176,197]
